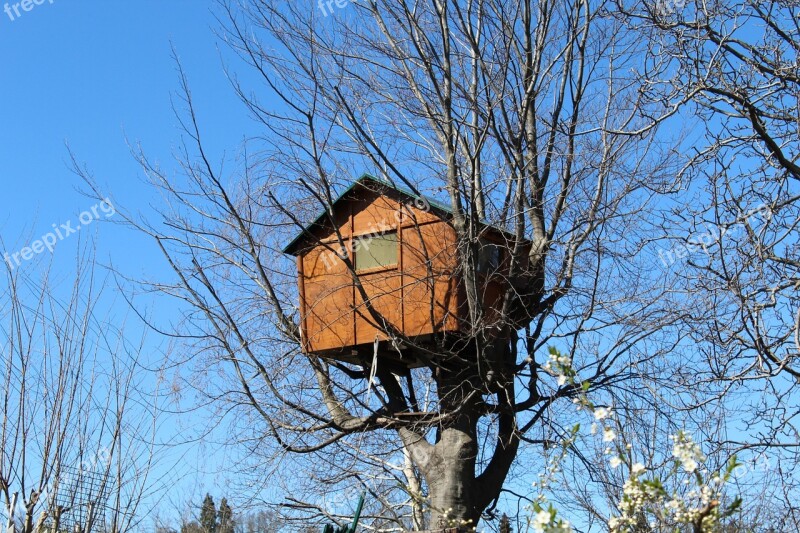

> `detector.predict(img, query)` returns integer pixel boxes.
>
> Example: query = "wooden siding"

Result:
[298,190,460,355]
[300,244,355,352]
[400,218,460,338]
[294,185,527,358]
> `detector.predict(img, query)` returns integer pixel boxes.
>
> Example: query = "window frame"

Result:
[352,230,400,273]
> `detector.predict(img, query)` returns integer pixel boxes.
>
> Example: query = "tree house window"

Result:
[354,231,398,271]
[477,241,502,273]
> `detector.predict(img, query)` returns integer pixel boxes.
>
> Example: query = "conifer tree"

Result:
[499,513,512,533]
[217,498,234,533]
[199,494,217,533]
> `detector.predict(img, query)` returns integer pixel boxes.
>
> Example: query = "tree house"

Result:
[283,175,528,368]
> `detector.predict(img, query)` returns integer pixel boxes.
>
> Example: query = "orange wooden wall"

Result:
[298,191,462,355]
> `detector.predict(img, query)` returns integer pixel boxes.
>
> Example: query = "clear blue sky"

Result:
[0,0,264,524]
[0,0,255,261]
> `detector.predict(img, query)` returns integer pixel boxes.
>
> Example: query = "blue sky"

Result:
[0,0,255,259]
[0,0,264,524]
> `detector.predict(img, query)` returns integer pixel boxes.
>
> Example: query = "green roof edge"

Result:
[281,174,526,256]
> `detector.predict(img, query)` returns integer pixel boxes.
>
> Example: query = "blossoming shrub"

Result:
[527,348,742,533]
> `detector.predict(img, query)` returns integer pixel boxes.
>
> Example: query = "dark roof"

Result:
[282,174,527,256]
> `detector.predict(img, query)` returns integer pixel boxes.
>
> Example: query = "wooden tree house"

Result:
[283,175,529,369]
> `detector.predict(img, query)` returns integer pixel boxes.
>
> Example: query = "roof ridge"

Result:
[282,174,527,255]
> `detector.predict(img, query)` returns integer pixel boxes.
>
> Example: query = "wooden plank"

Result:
[302,246,355,352]
[354,268,403,344]
[401,220,461,337]
[350,200,357,347]
[351,193,399,236]
[399,204,405,334]
[297,255,308,351]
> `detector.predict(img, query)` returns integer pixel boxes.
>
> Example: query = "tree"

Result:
[200,494,217,533]
[619,0,800,380]
[78,0,693,529]
[218,498,234,533]
[235,509,283,533]
[498,513,512,533]
[181,521,203,533]
[0,249,162,533]
[164,497,298,533]
[614,0,800,519]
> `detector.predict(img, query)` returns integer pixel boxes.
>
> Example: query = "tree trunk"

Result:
[426,426,480,529]
[396,344,519,530]
[417,367,484,530]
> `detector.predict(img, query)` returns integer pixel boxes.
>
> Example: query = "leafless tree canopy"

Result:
[621,0,800,378]
[84,0,706,529]
[615,1,800,526]
[68,0,800,530]
[0,253,163,533]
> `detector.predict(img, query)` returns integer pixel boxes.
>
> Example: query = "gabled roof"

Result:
[282,173,529,256]
[282,174,452,255]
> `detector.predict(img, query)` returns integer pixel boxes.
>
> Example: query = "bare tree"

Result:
[619,0,800,379]
[613,0,800,522]
[0,251,162,532]
[76,0,700,529]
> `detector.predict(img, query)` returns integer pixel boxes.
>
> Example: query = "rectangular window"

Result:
[354,232,398,271]
[477,241,502,273]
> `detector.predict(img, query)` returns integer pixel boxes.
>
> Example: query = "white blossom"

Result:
[671,433,705,473]
[594,407,612,420]
[532,510,551,532]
